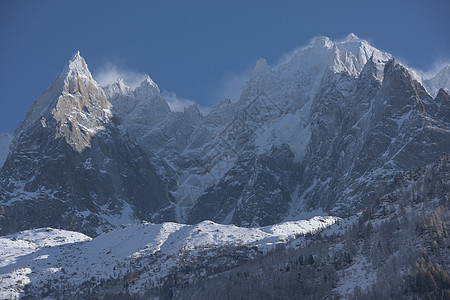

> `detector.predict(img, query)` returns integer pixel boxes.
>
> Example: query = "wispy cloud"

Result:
[274,35,329,67]
[162,91,210,115]
[417,58,450,80]
[94,62,212,114]
[211,65,254,103]
[162,91,196,112]
[93,63,148,89]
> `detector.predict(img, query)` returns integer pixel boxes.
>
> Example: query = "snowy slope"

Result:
[0,228,91,298]
[0,217,337,299]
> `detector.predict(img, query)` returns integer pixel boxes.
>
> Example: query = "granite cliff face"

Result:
[0,34,449,235]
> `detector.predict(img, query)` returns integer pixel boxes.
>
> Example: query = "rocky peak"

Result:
[310,36,333,49]
[104,76,171,127]
[15,52,112,153]
[64,51,92,77]
[251,58,271,77]
[380,58,431,114]
[184,103,201,116]
[57,51,100,96]
[133,76,161,99]
[331,35,391,77]
[103,78,131,98]
[383,58,410,80]
[117,78,129,93]
[4,35,449,239]
[435,87,450,102]
[0,53,173,236]
[345,32,359,41]
[241,35,391,111]
[359,54,389,84]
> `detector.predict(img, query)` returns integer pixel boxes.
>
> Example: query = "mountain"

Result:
[1,156,447,299]
[0,217,337,299]
[1,34,449,237]
[0,33,449,299]
[180,155,450,299]
[0,52,173,237]
[186,35,450,225]
[104,76,171,128]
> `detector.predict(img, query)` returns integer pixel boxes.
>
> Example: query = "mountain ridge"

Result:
[0,34,449,236]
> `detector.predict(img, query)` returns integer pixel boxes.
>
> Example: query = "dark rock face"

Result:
[188,144,298,226]
[188,57,450,225]
[293,58,450,216]
[435,88,450,121]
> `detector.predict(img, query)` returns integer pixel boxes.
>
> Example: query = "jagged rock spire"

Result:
[15,51,111,152]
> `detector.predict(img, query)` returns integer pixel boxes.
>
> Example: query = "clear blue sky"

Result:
[0,0,449,133]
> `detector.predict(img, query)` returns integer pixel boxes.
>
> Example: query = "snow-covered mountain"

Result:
[185,35,450,225]
[0,53,173,237]
[0,33,449,299]
[0,34,449,237]
[0,217,337,299]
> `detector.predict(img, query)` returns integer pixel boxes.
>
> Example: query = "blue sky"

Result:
[0,0,449,133]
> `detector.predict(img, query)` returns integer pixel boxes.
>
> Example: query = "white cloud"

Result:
[93,63,148,89]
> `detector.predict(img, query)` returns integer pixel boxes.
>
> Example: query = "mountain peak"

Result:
[384,57,421,83]
[436,88,449,100]
[69,50,82,61]
[116,78,129,92]
[15,51,111,152]
[102,78,131,98]
[384,58,403,74]
[359,53,387,83]
[345,33,360,42]
[142,75,158,87]
[251,58,271,77]
[65,51,90,74]
[134,75,161,98]
[184,103,201,116]
[57,51,98,86]
[310,35,333,49]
